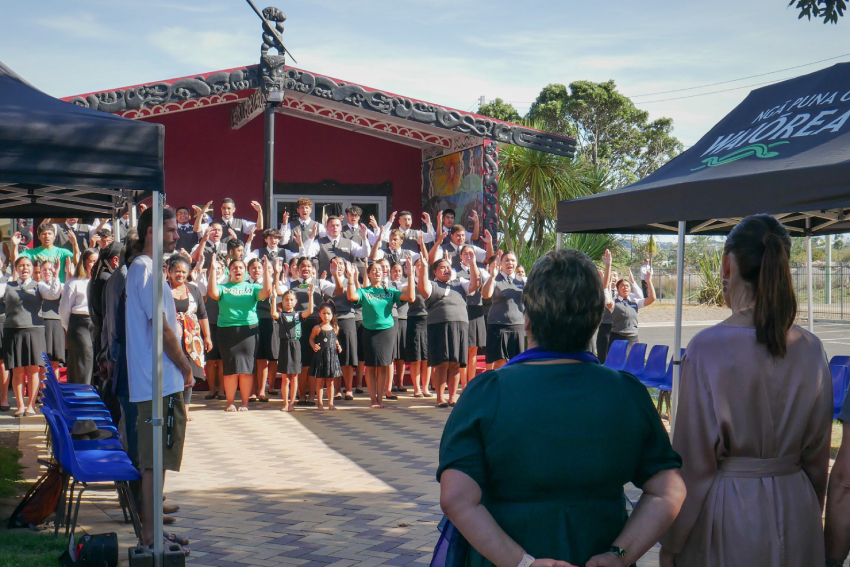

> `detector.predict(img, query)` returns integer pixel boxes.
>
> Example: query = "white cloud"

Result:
[146,27,257,71]
[36,14,122,41]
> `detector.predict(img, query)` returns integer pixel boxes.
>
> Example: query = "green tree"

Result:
[835,238,845,251]
[790,0,846,23]
[527,80,682,187]
[477,98,521,122]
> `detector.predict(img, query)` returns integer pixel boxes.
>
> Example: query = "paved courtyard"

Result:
[8,395,653,566]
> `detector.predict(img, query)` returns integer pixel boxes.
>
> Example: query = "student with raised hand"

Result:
[291,257,335,405]
[430,220,492,277]
[418,255,479,407]
[212,198,263,244]
[605,263,656,354]
[481,250,526,369]
[437,208,479,244]
[405,257,431,398]
[371,225,421,266]
[16,226,78,283]
[660,214,832,567]
[302,215,371,276]
[327,258,359,400]
[345,259,415,409]
[38,260,65,374]
[5,256,62,416]
[280,198,328,253]
[380,210,435,251]
[206,254,272,412]
[59,249,98,384]
[457,245,487,386]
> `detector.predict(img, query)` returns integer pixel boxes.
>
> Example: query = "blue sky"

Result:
[2,0,848,148]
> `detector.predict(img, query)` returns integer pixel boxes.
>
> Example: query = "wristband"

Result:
[517,554,534,567]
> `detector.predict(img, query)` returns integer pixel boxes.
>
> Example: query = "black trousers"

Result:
[641,280,649,298]
[67,314,94,384]
[609,331,639,355]
[596,323,612,364]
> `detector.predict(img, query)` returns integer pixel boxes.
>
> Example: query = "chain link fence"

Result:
[646,267,850,321]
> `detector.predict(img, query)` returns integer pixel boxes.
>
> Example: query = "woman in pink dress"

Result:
[660,214,833,567]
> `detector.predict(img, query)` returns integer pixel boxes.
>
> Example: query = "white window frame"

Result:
[273,194,386,227]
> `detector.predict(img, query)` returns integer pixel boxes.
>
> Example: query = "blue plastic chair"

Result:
[621,343,648,376]
[41,389,116,432]
[831,364,849,420]
[42,408,141,545]
[636,345,669,388]
[655,349,686,417]
[603,340,629,371]
[831,355,850,368]
[41,356,100,398]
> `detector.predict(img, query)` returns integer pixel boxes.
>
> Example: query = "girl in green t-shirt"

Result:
[345,259,415,409]
[207,255,272,412]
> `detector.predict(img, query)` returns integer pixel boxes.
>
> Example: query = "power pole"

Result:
[479,96,486,109]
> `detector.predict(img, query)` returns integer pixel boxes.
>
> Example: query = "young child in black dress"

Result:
[308,302,342,410]
[277,286,314,412]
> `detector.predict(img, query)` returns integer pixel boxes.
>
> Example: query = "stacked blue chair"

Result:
[656,349,686,417]
[39,354,140,545]
[42,407,141,553]
[830,355,850,368]
[621,343,648,377]
[603,340,629,371]
[636,345,669,389]
[831,364,849,420]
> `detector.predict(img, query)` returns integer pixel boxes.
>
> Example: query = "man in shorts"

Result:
[125,207,195,550]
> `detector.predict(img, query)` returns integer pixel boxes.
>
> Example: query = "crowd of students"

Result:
[0,198,533,416]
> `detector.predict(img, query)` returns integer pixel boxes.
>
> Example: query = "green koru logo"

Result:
[691,141,789,171]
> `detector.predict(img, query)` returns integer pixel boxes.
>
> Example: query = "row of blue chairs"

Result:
[39,353,141,553]
[606,341,850,421]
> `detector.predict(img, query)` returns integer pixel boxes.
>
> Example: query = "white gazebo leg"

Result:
[151,192,165,565]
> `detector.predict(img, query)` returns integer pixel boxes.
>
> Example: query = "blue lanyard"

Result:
[503,346,600,367]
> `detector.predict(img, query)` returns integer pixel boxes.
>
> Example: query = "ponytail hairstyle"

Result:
[724,214,796,357]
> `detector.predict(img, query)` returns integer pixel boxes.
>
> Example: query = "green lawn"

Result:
[0,448,24,498]
[0,530,67,567]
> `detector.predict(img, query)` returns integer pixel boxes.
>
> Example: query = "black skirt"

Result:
[300,318,320,369]
[66,314,94,385]
[467,312,486,349]
[217,324,259,375]
[206,323,221,361]
[485,324,526,363]
[404,315,428,362]
[355,319,365,362]
[256,317,280,361]
[337,318,358,367]
[362,326,395,367]
[394,318,407,361]
[427,321,468,368]
[278,338,302,375]
[4,327,46,369]
[43,318,66,363]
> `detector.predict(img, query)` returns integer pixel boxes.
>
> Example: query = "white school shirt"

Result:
[303,236,371,259]
[433,242,487,264]
[198,216,256,237]
[379,223,436,244]
[280,219,328,244]
[439,226,474,244]
[371,248,421,264]
[243,245,307,263]
[125,255,184,403]
[640,264,653,281]
[345,222,380,246]
[59,277,90,329]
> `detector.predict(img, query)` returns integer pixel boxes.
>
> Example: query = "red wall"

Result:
[141,102,423,224]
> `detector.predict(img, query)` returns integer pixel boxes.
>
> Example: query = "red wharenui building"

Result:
[63,62,575,241]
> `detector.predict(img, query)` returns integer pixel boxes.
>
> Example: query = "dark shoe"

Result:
[391,387,399,392]
[305,400,316,406]
[334,394,342,400]
[204,394,217,400]
[344,395,354,401]
[248,397,258,403]
[397,387,408,393]
[0,404,10,412]
[354,388,364,394]
[385,394,398,401]
[296,400,307,406]
[437,403,449,408]
[217,394,226,400]
[268,389,279,396]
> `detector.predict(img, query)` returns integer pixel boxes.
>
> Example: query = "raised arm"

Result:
[370,224,385,262]
[257,257,273,300]
[301,283,316,319]
[251,201,264,233]
[417,259,432,299]
[206,255,221,300]
[194,200,212,234]
[429,228,446,265]
[467,256,481,294]
[470,210,480,243]
[481,229,494,260]
[345,263,361,302]
[400,257,416,303]
[603,249,614,310]
[481,251,501,300]
[643,271,656,307]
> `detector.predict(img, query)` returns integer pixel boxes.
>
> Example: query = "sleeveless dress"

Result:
[309,328,342,378]
[278,311,303,374]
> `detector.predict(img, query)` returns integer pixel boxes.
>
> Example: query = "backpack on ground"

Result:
[6,462,66,529]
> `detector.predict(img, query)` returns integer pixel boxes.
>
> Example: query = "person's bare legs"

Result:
[0,361,9,408]
[448,362,461,404]
[432,363,448,406]
[356,361,365,390]
[341,366,354,398]
[375,366,389,408]
[11,367,26,416]
[394,360,406,392]
[422,363,432,397]
[315,377,325,410]
[223,374,239,412]
[385,364,394,398]
[366,367,380,408]
[237,374,253,411]
[254,360,268,399]
[284,375,298,411]
[327,379,336,410]
[465,347,477,387]
[410,360,422,396]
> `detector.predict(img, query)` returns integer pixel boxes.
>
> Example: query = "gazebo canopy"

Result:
[0,61,163,218]
[557,62,850,236]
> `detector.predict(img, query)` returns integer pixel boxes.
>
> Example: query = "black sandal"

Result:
[204,393,217,400]
[437,403,449,408]
[344,395,354,401]
[257,395,269,402]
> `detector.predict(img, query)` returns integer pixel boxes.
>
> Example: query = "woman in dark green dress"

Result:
[438,249,686,567]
